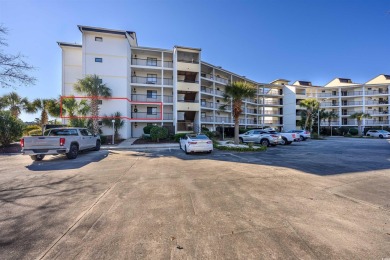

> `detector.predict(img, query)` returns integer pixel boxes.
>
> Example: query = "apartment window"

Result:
[321,90,325,93]
[201,112,206,118]
[368,88,372,90]
[340,78,351,83]
[341,91,347,96]
[95,58,103,63]
[95,37,103,42]
[147,107,157,115]
[384,75,390,80]
[332,91,337,96]
[147,90,157,99]
[98,100,103,105]
[201,99,206,106]
[146,74,157,84]
[379,117,383,122]
[342,118,348,125]
[146,57,157,66]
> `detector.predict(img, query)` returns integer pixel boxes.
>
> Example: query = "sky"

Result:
[1,0,390,121]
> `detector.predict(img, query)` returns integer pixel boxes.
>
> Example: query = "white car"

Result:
[366,130,390,138]
[286,130,311,141]
[180,134,213,154]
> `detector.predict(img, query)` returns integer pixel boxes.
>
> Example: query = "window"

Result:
[339,78,351,83]
[98,121,103,126]
[80,129,89,136]
[146,74,157,84]
[98,100,103,105]
[321,90,325,93]
[332,91,337,96]
[384,75,390,80]
[95,58,103,63]
[147,90,157,99]
[201,112,206,118]
[201,99,206,106]
[95,37,103,42]
[146,57,157,66]
[147,107,157,115]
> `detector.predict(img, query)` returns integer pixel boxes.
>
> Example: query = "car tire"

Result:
[30,154,45,161]
[300,136,304,141]
[260,139,270,147]
[282,137,288,145]
[239,137,244,143]
[366,134,370,137]
[94,140,101,151]
[379,134,383,139]
[184,145,189,154]
[66,144,79,159]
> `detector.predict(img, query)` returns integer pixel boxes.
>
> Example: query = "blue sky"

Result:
[1,0,390,121]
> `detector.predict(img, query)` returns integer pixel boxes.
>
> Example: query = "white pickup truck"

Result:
[20,128,101,161]
[265,130,300,145]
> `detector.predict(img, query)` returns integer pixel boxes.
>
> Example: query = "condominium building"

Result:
[58,25,389,139]
[304,75,390,128]
[58,25,286,139]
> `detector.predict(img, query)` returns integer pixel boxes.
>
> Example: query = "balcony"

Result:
[365,119,389,125]
[341,111,359,116]
[163,113,173,120]
[131,76,173,86]
[131,58,173,68]
[246,108,258,114]
[131,94,173,103]
[177,60,199,72]
[177,100,199,111]
[262,120,280,125]
[200,86,213,95]
[215,77,229,85]
[215,117,231,123]
[365,109,389,115]
[177,121,198,132]
[261,110,280,115]
[246,119,258,125]
[340,101,363,106]
[214,89,225,96]
[321,102,339,107]
[318,93,337,98]
[365,90,389,95]
[246,98,258,104]
[132,112,161,120]
[365,100,389,105]
[341,91,363,96]
[201,101,215,109]
[177,80,199,92]
[259,100,282,106]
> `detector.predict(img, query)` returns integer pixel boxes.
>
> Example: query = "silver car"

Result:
[239,130,280,147]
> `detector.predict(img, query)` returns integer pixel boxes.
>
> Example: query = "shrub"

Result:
[173,133,187,142]
[202,131,215,139]
[143,125,154,134]
[0,111,25,146]
[348,128,358,136]
[201,127,209,132]
[29,129,43,136]
[23,125,41,136]
[311,132,319,139]
[150,126,168,142]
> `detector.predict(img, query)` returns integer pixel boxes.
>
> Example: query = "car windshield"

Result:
[378,130,389,133]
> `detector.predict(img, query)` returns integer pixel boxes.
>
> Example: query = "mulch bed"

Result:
[0,143,22,154]
[132,138,177,145]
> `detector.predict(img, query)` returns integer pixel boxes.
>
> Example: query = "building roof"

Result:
[270,79,290,84]
[77,25,138,46]
[174,45,201,51]
[57,42,82,48]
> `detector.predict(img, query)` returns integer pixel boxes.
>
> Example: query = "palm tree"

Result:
[28,98,59,127]
[62,96,90,127]
[220,81,257,144]
[299,98,320,132]
[323,111,339,135]
[1,92,30,117]
[349,112,371,136]
[102,111,124,140]
[74,74,112,134]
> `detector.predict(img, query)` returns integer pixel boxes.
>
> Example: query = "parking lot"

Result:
[0,137,389,259]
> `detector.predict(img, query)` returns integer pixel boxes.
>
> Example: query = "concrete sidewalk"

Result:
[101,138,179,150]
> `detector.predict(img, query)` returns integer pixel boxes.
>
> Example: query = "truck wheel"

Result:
[66,144,79,159]
[31,154,45,161]
[282,137,288,145]
[260,139,270,147]
[94,140,101,151]
[300,136,304,141]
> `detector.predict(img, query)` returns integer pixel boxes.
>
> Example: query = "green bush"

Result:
[173,133,187,142]
[202,131,215,139]
[150,126,168,142]
[311,132,319,139]
[348,128,358,135]
[23,125,41,136]
[0,111,25,146]
[201,127,209,132]
[143,125,154,134]
[100,135,108,144]
[29,129,43,136]
[215,145,266,152]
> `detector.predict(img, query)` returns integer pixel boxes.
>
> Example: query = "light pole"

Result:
[111,119,115,145]
[222,121,225,141]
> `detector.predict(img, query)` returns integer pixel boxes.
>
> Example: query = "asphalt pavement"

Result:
[0,137,389,259]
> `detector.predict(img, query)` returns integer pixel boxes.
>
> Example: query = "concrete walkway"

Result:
[101,138,179,150]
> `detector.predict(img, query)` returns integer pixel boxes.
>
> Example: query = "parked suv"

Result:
[286,130,311,141]
[366,130,390,138]
[239,130,281,147]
